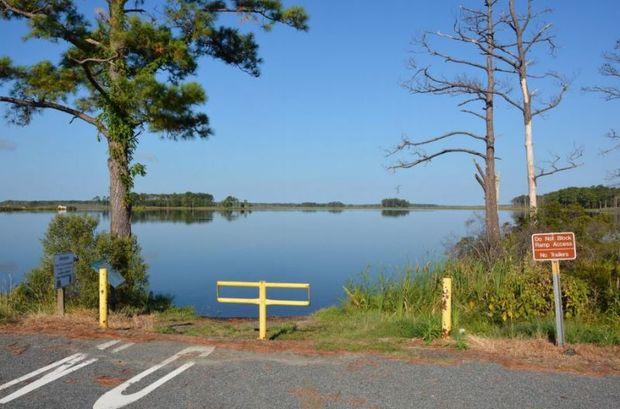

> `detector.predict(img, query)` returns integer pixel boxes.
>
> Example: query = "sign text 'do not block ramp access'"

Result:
[531,232,576,261]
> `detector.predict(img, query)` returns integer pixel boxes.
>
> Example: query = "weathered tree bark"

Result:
[107,139,132,237]
[483,1,500,244]
[509,0,538,214]
[107,0,132,238]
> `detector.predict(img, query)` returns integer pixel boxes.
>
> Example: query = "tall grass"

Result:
[341,256,619,345]
[343,264,441,316]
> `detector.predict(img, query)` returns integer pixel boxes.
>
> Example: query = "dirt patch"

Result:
[5,342,29,356]
[346,357,380,372]
[290,387,342,409]
[465,336,620,376]
[95,376,126,387]
[1,313,618,377]
[290,387,378,409]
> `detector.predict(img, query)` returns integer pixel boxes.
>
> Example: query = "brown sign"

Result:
[531,232,576,261]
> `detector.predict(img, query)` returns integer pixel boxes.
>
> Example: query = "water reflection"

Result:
[381,210,410,218]
[97,208,407,224]
[100,209,257,224]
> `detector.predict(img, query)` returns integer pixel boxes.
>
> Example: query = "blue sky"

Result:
[0,0,618,205]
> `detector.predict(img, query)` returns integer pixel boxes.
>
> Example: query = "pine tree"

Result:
[0,0,308,237]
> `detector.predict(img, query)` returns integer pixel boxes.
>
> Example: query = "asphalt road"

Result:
[0,334,617,408]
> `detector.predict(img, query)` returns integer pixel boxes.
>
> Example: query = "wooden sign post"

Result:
[531,232,576,347]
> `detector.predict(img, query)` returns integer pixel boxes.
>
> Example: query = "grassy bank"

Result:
[151,263,619,351]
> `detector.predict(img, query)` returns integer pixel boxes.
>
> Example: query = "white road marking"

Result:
[96,340,121,350]
[111,343,134,354]
[0,353,97,404]
[92,346,215,409]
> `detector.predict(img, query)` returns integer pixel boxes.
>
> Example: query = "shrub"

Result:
[13,214,151,312]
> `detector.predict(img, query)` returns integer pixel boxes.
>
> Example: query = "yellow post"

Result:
[442,277,452,338]
[258,281,267,340]
[99,268,108,329]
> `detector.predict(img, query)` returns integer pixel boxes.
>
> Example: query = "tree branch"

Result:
[388,148,488,171]
[460,109,486,120]
[0,96,106,137]
[532,82,568,116]
[80,64,110,101]
[388,131,485,155]
[601,129,620,155]
[0,0,97,52]
[534,146,584,180]
[474,160,486,191]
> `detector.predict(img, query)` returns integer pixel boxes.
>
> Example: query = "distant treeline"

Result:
[0,200,103,211]
[1,192,463,211]
[381,198,411,208]
[129,192,215,208]
[252,201,346,208]
[512,185,620,209]
[381,197,440,208]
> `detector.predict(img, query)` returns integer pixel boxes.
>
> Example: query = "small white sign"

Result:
[53,252,76,289]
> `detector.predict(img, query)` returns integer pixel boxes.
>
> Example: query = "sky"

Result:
[0,0,618,205]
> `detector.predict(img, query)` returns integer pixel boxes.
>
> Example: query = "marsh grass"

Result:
[336,259,619,346]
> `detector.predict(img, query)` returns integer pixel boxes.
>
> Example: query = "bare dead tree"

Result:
[586,41,620,184]
[389,1,501,245]
[601,130,620,155]
[584,40,620,101]
[489,0,570,215]
[601,130,620,184]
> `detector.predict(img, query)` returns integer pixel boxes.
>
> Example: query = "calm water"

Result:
[0,209,513,316]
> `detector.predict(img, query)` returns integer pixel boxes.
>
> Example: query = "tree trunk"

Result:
[107,0,132,238]
[484,1,501,245]
[520,74,537,214]
[510,0,538,215]
[108,139,131,237]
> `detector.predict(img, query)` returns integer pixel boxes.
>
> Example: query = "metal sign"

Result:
[91,260,125,288]
[107,269,125,288]
[531,232,577,348]
[531,232,576,261]
[53,252,76,289]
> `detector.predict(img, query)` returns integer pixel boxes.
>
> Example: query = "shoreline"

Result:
[0,204,525,212]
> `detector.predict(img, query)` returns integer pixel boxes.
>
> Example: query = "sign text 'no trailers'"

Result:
[531,232,576,261]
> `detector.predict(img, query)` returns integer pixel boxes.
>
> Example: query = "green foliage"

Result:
[381,198,411,208]
[299,201,345,208]
[484,268,589,323]
[220,195,240,208]
[131,192,216,208]
[12,214,150,312]
[512,185,619,208]
[515,203,620,314]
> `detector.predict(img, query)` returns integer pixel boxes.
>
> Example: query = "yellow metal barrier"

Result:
[99,268,108,329]
[441,277,451,338]
[216,280,310,340]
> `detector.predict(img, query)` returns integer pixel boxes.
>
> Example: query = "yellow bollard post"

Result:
[99,268,108,329]
[442,277,452,338]
[258,281,267,340]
